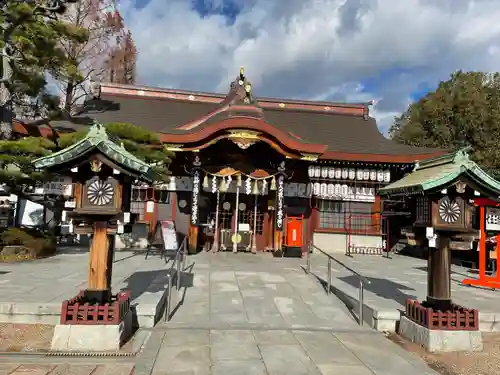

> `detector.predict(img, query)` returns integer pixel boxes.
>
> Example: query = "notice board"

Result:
[151,220,178,250]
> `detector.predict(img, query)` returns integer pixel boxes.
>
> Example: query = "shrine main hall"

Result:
[14,69,445,255]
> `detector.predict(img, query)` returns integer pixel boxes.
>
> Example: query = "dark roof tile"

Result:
[50,92,443,157]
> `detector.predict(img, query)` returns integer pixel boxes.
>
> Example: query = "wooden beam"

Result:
[188,222,198,254]
[88,221,112,292]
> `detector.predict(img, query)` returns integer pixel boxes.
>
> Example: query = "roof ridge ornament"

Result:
[231,66,255,105]
[416,146,472,171]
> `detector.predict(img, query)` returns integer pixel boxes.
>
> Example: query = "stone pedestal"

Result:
[50,310,133,352]
[399,315,483,352]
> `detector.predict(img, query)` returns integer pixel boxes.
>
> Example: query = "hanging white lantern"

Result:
[334,168,342,179]
[313,182,320,196]
[341,184,348,198]
[327,168,335,178]
[377,170,384,182]
[307,165,315,178]
[383,170,391,182]
[245,177,252,194]
[320,183,327,197]
[314,166,321,178]
[355,187,362,200]
[327,184,334,197]
[334,184,341,197]
[341,168,348,179]
[348,169,355,180]
[360,187,367,201]
[370,170,377,181]
[297,183,306,197]
[306,183,313,196]
[321,167,328,178]
[356,169,363,180]
[348,186,355,199]
[363,169,370,180]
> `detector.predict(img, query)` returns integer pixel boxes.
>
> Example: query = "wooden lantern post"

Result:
[32,122,156,309]
[427,232,452,312]
[378,148,500,330]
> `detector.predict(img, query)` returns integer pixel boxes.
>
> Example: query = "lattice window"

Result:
[415,196,430,224]
[218,211,233,230]
[154,190,170,204]
[319,200,372,230]
[319,200,345,229]
[209,209,264,234]
[130,201,145,221]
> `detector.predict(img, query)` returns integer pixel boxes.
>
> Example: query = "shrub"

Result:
[0,228,56,258]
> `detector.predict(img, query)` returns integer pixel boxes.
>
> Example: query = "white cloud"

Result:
[117,0,500,134]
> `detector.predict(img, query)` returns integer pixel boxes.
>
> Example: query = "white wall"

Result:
[313,232,383,254]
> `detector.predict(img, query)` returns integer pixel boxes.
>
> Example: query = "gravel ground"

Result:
[0,323,53,352]
[388,332,500,375]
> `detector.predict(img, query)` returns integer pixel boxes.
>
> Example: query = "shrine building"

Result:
[14,69,445,255]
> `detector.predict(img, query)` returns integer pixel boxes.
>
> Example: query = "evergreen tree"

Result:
[0,0,88,121]
[390,71,500,176]
[0,122,173,215]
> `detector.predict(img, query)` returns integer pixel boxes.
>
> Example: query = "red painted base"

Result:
[60,289,131,325]
[406,299,479,331]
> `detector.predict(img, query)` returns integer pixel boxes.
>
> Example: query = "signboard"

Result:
[34,177,73,196]
[485,206,500,232]
[275,175,284,230]
[151,220,178,250]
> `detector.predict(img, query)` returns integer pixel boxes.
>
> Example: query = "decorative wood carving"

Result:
[431,196,471,231]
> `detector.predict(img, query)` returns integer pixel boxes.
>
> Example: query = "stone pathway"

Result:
[133,252,439,375]
[0,363,135,375]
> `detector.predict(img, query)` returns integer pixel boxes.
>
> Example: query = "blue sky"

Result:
[117,0,500,134]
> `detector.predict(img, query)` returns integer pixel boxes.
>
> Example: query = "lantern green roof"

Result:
[379,147,500,197]
[32,121,155,183]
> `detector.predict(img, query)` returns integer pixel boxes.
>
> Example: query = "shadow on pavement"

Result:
[338,275,418,305]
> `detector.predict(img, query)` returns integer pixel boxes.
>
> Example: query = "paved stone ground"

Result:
[0,250,170,304]
[133,252,439,375]
[0,363,135,375]
[309,252,500,312]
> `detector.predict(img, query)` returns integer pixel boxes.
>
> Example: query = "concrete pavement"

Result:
[0,251,441,375]
[307,251,500,331]
[133,252,439,375]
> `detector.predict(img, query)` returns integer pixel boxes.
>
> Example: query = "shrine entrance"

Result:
[190,138,288,253]
[200,189,269,252]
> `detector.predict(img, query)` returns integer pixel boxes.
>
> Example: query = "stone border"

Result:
[0,271,171,328]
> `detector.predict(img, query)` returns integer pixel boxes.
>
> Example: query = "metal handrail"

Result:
[306,243,371,326]
[164,236,187,322]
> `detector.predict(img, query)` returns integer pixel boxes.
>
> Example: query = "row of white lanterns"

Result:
[312,183,375,201]
[308,166,390,182]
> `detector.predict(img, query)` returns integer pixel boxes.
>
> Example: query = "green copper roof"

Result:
[379,147,500,196]
[32,122,155,183]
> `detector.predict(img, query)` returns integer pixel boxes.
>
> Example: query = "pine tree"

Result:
[0,1,88,121]
[0,122,173,214]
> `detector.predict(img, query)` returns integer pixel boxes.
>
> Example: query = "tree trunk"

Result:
[63,81,75,118]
